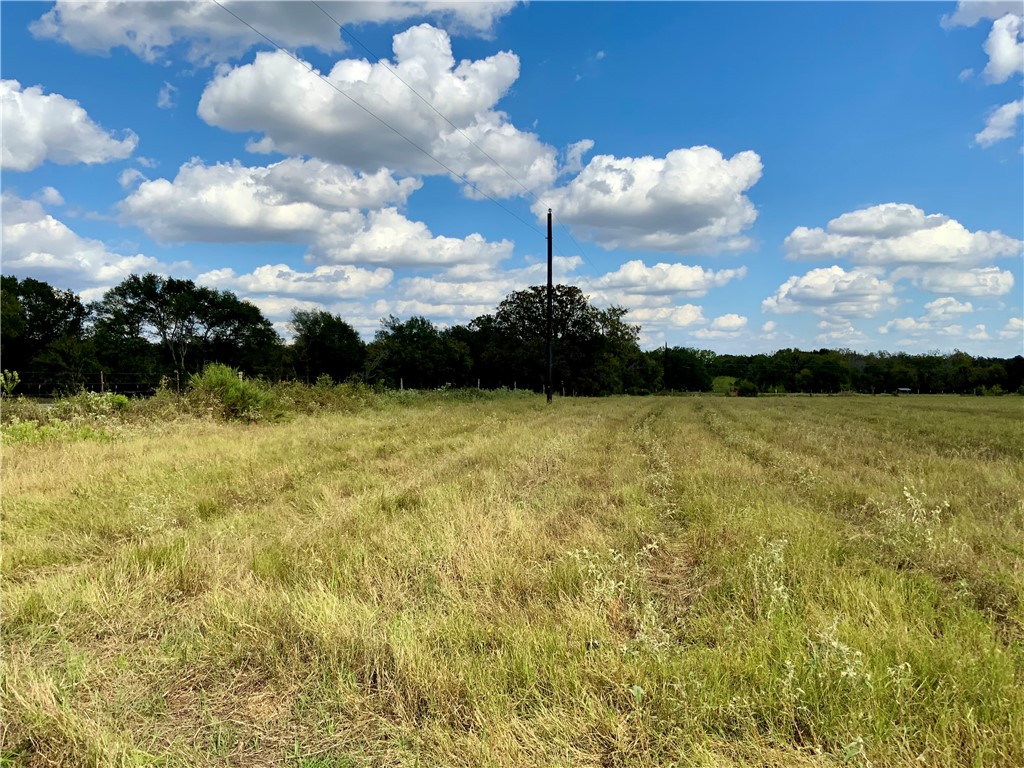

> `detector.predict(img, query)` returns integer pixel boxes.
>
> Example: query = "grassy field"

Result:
[2,394,1023,766]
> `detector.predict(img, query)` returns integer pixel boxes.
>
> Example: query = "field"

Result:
[2,394,1023,766]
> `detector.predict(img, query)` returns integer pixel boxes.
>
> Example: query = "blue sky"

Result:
[2,0,1022,355]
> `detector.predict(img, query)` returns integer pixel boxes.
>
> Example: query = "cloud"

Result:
[315,208,513,268]
[197,263,393,299]
[121,157,418,236]
[879,296,974,335]
[395,256,580,310]
[975,98,1024,147]
[30,1,516,63]
[982,12,1024,83]
[626,305,706,329]
[157,81,178,110]
[921,296,975,319]
[563,139,595,176]
[761,320,777,333]
[763,266,897,318]
[903,265,1016,296]
[959,67,975,81]
[693,313,748,339]
[784,203,1022,266]
[967,324,991,340]
[536,146,762,253]
[998,316,1023,339]
[941,2,1021,30]
[1,79,137,171]
[815,318,867,344]
[120,157,511,268]
[36,186,64,206]
[118,168,148,189]
[1,192,169,291]
[709,313,748,331]
[943,4,1024,148]
[197,25,557,198]
[591,260,746,297]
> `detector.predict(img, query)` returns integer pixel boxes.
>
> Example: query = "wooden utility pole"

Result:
[547,209,553,404]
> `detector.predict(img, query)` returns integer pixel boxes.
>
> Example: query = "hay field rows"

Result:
[2,395,1023,766]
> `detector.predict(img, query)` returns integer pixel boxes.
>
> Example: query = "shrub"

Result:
[50,390,132,420]
[735,379,759,397]
[186,364,275,422]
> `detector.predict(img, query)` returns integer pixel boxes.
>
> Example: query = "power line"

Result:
[312,0,540,204]
[308,1,608,289]
[211,0,609,300]
[209,0,544,240]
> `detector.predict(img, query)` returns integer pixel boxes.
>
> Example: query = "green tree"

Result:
[369,315,451,389]
[472,285,641,395]
[0,275,95,393]
[92,274,280,377]
[290,309,366,383]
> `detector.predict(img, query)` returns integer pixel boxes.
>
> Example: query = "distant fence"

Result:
[9,370,182,399]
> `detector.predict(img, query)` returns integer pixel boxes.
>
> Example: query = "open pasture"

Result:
[2,394,1022,766]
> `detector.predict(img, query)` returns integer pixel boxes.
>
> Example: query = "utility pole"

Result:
[546,209,553,404]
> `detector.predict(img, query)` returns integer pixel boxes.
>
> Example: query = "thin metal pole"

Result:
[547,209,553,404]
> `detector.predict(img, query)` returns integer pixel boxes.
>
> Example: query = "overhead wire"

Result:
[209,0,545,240]
[308,0,608,289]
[211,0,609,301]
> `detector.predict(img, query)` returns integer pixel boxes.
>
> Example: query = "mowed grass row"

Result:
[1,395,1022,766]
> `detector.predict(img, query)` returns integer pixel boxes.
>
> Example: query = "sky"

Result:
[2,0,1022,356]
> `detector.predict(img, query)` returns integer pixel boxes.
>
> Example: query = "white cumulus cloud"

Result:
[815,318,868,344]
[941,2,1022,29]
[1,192,169,291]
[36,186,64,206]
[121,157,420,242]
[903,265,1016,296]
[120,157,511,269]
[592,260,746,297]
[879,296,975,336]
[536,146,762,253]
[197,25,557,198]
[763,266,897,318]
[694,313,748,339]
[30,1,516,63]
[998,316,1024,339]
[975,98,1024,147]
[967,324,991,340]
[626,305,707,330]
[1,79,137,171]
[982,12,1024,83]
[784,203,1021,267]
[197,263,392,299]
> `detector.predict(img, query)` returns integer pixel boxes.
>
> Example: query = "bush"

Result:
[736,379,759,397]
[712,376,737,395]
[186,364,275,421]
[50,391,131,420]
[0,397,49,425]
[268,379,378,414]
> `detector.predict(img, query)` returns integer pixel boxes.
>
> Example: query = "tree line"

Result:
[3,273,1022,397]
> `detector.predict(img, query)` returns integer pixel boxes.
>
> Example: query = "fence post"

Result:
[175,370,180,395]
[100,370,105,394]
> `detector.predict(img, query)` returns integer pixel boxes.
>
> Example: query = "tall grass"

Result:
[2,395,1021,766]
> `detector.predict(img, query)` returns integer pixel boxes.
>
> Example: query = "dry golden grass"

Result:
[2,394,1022,766]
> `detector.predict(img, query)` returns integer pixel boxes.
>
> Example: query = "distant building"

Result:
[896,387,912,394]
